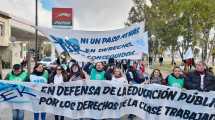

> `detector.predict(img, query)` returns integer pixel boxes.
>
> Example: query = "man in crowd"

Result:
[4,64,29,120]
[185,61,215,91]
[159,56,163,66]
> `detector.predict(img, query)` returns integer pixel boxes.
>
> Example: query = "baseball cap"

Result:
[13,64,21,70]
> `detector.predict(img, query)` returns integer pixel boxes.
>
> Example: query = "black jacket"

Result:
[185,71,215,91]
[126,69,145,84]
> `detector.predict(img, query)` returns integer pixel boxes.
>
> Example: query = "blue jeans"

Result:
[12,109,24,120]
[34,112,46,120]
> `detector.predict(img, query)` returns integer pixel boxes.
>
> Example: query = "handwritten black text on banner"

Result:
[38,22,148,61]
[0,80,214,119]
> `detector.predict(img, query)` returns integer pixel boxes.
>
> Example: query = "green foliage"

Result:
[126,0,215,60]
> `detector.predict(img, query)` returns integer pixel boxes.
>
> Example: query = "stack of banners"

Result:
[0,80,215,120]
[38,22,148,62]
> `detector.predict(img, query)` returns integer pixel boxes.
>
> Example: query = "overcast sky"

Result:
[0,0,133,30]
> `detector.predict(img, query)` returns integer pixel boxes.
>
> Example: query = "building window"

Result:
[0,22,5,36]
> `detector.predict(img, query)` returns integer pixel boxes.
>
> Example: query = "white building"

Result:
[0,10,55,68]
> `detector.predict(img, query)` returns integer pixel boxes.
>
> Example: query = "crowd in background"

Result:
[1,57,215,120]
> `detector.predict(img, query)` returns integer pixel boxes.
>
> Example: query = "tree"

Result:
[177,0,215,61]
[126,0,215,63]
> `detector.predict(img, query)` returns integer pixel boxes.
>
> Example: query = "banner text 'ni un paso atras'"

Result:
[38,22,148,62]
[0,80,215,120]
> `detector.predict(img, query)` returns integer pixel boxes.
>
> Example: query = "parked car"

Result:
[38,57,56,67]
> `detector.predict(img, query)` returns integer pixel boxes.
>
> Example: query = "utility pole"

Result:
[35,0,38,63]
[0,56,2,79]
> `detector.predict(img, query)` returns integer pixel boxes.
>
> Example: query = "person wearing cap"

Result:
[30,63,49,120]
[4,64,29,120]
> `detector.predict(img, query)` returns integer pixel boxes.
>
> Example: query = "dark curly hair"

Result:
[150,68,163,80]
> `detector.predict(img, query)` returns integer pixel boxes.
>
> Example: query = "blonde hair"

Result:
[113,68,123,77]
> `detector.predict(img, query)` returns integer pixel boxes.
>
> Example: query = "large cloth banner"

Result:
[38,22,148,62]
[0,80,215,120]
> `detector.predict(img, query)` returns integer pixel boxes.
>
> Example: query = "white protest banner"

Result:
[38,22,148,62]
[0,80,215,120]
[183,47,193,60]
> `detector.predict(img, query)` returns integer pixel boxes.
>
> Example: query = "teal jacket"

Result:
[166,74,184,88]
[90,68,105,80]
[5,70,29,82]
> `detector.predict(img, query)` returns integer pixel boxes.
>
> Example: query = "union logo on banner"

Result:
[52,8,73,28]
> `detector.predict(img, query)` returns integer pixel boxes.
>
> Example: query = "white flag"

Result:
[183,47,193,60]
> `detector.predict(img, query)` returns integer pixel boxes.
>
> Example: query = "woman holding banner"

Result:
[150,69,165,85]
[30,63,49,120]
[48,65,68,120]
[68,63,86,81]
[165,66,185,88]
[112,68,127,84]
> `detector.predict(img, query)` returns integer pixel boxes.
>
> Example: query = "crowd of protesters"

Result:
[1,57,215,120]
